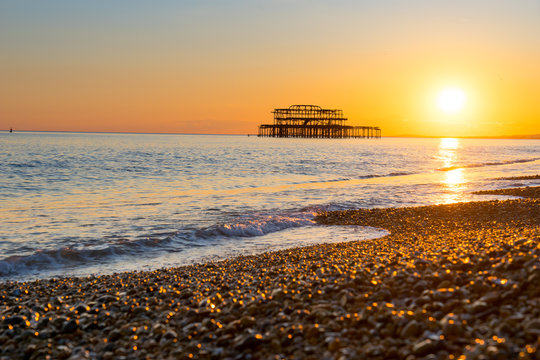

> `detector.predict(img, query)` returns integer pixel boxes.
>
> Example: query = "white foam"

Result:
[216,212,317,237]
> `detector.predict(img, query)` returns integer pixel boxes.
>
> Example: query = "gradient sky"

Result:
[1,0,539,136]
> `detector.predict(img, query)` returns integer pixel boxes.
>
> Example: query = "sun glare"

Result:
[437,88,467,114]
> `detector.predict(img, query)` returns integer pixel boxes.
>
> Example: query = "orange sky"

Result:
[1,1,539,137]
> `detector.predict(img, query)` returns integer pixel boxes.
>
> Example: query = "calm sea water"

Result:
[1,132,539,280]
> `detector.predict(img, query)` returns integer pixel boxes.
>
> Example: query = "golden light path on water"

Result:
[0,168,478,218]
[1,138,531,225]
[438,138,467,204]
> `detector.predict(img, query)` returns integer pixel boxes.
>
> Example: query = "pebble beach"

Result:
[1,185,540,359]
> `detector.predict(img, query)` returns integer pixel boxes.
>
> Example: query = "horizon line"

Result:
[3,129,540,140]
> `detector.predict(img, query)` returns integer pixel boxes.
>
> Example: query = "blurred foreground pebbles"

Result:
[1,186,540,359]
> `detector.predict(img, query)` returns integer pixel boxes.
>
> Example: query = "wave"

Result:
[8,159,70,169]
[212,212,317,237]
[0,210,320,278]
[0,237,169,278]
[385,172,414,177]
[438,157,540,171]
[351,172,416,180]
[318,172,416,183]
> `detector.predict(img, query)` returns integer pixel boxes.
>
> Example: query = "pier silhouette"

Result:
[258,105,381,138]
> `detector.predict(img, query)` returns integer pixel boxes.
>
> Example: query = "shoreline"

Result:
[1,188,539,359]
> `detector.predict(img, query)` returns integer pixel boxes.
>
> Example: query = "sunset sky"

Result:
[1,1,539,137]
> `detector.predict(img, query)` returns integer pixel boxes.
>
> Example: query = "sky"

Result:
[1,0,539,137]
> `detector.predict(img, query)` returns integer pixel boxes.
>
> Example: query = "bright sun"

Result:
[437,87,467,114]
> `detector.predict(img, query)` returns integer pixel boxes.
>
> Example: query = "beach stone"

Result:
[513,238,529,247]
[401,320,421,337]
[19,329,34,341]
[35,317,49,330]
[62,319,78,333]
[438,280,452,289]
[485,345,508,360]
[31,348,52,360]
[107,329,122,342]
[97,295,116,303]
[328,338,342,352]
[363,343,383,356]
[480,292,501,305]
[527,270,540,285]
[240,316,256,327]
[525,319,540,330]
[442,298,461,313]
[415,295,431,306]
[75,304,88,314]
[471,300,489,313]
[432,289,454,301]
[163,329,178,340]
[414,259,430,268]
[37,330,52,340]
[23,344,37,358]
[103,343,116,352]
[270,288,285,300]
[152,323,167,336]
[56,345,72,359]
[372,288,392,301]
[4,316,24,326]
[412,339,439,356]
[132,306,146,315]
[235,333,263,350]
[67,347,92,360]
[412,280,428,292]
[211,347,224,358]
[441,314,462,337]
[102,352,115,360]
[305,326,321,344]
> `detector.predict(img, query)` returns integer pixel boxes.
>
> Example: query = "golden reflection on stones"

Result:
[0,186,539,359]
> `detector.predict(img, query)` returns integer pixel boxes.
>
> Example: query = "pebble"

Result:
[62,319,78,334]
[412,339,439,356]
[401,320,421,338]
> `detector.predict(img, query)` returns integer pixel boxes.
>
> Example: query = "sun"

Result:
[437,87,467,114]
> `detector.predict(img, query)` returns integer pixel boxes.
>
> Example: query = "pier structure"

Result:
[258,105,381,138]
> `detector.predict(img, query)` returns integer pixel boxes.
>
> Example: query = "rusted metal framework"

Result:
[258,105,381,138]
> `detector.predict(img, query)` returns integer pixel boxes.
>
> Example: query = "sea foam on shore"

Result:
[1,187,539,359]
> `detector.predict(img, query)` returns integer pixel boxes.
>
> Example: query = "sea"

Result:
[1,132,539,281]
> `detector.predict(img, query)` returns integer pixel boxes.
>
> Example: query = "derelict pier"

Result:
[258,105,381,139]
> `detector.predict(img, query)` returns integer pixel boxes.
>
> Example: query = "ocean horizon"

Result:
[4,129,540,139]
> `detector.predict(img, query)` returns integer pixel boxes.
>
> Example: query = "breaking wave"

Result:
[0,210,330,278]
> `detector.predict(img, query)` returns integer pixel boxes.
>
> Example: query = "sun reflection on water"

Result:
[437,138,467,204]
[444,168,464,186]
[438,137,460,169]
[440,137,459,150]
